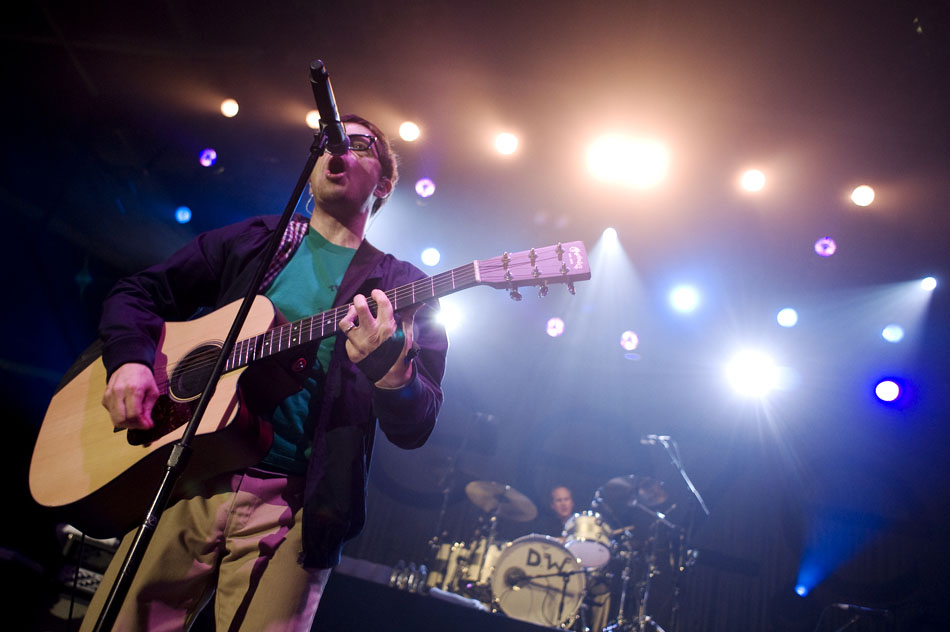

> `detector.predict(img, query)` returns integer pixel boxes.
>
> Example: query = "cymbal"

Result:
[599,475,669,508]
[465,481,538,522]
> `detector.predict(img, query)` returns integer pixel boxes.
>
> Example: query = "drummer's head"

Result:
[550,485,575,522]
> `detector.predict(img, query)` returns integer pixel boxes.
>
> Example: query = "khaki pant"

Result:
[81,469,331,632]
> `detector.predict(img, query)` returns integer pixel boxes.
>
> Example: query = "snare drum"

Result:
[563,511,612,569]
[490,534,585,628]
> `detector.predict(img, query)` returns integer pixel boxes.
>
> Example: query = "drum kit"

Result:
[423,476,693,631]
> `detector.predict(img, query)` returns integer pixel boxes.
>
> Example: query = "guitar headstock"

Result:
[475,241,591,296]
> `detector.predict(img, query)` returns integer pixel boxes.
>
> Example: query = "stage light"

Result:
[602,227,618,244]
[881,324,904,343]
[546,317,565,337]
[586,135,669,189]
[420,247,441,267]
[851,185,875,207]
[175,206,192,224]
[220,98,239,118]
[795,585,808,597]
[435,300,462,332]
[620,330,639,351]
[198,148,217,167]
[814,236,837,257]
[875,380,900,402]
[495,132,519,155]
[399,121,421,142]
[725,350,779,397]
[415,178,436,198]
[921,276,937,291]
[305,110,321,129]
[776,308,798,328]
[669,285,699,313]
[740,169,766,192]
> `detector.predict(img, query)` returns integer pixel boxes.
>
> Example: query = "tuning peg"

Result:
[538,283,549,298]
[567,282,576,295]
[509,289,523,301]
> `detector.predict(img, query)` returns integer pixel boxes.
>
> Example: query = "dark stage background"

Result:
[3,1,950,630]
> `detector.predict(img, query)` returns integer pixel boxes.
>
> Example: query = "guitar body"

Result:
[29,296,278,537]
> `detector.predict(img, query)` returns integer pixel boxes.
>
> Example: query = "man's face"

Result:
[309,121,390,215]
[550,487,575,521]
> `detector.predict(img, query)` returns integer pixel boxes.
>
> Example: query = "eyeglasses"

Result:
[347,134,377,153]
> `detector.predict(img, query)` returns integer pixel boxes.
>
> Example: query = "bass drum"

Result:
[490,534,585,628]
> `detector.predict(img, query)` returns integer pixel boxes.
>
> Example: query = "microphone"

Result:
[640,434,671,445]
[832,603,891,619]
[309,60,350,156]
[504,567,528,589]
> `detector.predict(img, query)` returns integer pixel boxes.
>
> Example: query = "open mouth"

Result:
[327,155,347,176]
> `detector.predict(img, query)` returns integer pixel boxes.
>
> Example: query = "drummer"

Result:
[530,484,575,539]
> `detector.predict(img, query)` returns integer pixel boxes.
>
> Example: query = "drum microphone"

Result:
[309,60,350,156]
[832,603,892,619]
[640,435,671,445]
[504,567,529,590]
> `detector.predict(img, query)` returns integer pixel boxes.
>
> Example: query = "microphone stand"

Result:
[655,437,707,632]
[657,438,709,517]
[92,62,338,632]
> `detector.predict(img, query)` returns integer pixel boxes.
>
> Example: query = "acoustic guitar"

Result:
[29,242,591,536]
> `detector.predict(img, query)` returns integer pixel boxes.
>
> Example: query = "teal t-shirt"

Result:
[259,229,356,474]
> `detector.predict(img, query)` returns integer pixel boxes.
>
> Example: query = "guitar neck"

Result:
[223,262,478,372]
[223,240,591,372]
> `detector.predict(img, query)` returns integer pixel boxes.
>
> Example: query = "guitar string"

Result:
[149,251,578,393]
[149,266,479,392]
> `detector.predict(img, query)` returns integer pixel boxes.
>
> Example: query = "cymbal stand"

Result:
[430,454,458,548]
[602,531,636,632]
[636,520,662,630]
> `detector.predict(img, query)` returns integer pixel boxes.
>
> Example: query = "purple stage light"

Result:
[199,148,217,167]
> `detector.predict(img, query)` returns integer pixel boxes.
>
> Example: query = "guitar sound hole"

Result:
[169,343,221,401]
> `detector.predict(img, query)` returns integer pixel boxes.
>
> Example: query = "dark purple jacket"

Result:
[99,214,447,568]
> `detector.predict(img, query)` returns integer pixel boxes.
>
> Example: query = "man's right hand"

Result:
[101,362,159,430]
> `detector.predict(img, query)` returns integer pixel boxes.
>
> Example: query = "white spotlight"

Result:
[740,169,766,192]
[420,247,441,267]
[776,308,799,328]
[725,350,779,397]
[851,185,875,207]
[602,227,618,244]
[399,121,421,142]
[921,277,937,291]
[881,324,905,343]
[587,135,669,189]
[875,380,900,402]
[669,285,699,313]
[305,110,321,129]
[435,300,462,332]
[220,98,239,118]
[495,132,519,155]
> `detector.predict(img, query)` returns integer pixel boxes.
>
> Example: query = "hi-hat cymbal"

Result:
[599,475,669,508]
[465,481,538,522]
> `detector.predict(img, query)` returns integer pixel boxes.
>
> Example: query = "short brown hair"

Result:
[342,113,398,215]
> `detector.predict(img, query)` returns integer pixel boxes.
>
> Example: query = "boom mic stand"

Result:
[650,437,709,632]
[92,59,343,632]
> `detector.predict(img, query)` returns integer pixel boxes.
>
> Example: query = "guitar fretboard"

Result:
[223,262,478,371]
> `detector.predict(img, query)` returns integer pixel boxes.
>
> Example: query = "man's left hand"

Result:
[338,289,415,388]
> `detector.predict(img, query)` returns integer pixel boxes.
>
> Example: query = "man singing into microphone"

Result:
[80,114,448,631]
